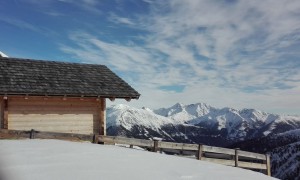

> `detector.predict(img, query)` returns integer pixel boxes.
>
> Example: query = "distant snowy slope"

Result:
[0,51,8,57]
[271,141,300,179]
[107,104,174,131]
[106,104,186,141]
[0,139,277,180]
[230,129,300,179]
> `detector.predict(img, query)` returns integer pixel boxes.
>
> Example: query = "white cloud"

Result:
[61,0,300,115]
[108,13,135,26]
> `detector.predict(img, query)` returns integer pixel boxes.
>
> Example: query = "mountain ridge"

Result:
[106,102,300,179]
[107,103,300,144]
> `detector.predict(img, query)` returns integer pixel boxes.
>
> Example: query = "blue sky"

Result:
[0,0,300,115]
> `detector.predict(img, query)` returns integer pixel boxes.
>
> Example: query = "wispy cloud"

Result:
[26,0,102,14]
[61,0,300,114]
[0,16,41,33]
[108,13,135,26]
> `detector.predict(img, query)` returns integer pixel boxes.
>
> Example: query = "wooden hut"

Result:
[0,57,140,135]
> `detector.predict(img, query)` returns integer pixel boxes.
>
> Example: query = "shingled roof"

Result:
[0,57,140,99]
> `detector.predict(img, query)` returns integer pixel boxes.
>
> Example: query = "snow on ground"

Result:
[0,139,277,180]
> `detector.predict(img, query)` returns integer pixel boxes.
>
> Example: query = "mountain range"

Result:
[106,102,300,179]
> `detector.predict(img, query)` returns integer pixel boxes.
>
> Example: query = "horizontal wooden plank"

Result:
[0,129,31,138]
[9,120,94,126]
[201,157,235,166]
[0,99,3,127]
[238,150,266,160]
[9,107,99,113]
[9,127,95,134]
[158,141,198,151]
[9,114,97,121]
[9,102,98,108]
[9,107,99,111]
[238,161,267,170]
[98,135,153,147]
[0,129,94,140]
[9,124,94,129]
[204,152,232,159]
[9,125,94,131]
[35,131,93,140]
[9,123,97,127]
[10,112,98,117]
[9,121,98,125]
[9,97,99,103]
[202,145,235,155]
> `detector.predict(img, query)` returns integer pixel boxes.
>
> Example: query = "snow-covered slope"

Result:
[106,104,188,142]
[231,129,300,153]
[271,141,300,180]
[0,139,277,180]
[107,104,174,131]
[0,51,8,57]
[230,129,300,179]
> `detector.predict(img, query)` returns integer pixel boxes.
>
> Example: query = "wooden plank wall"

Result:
[99,98,106,135]
[0,97,3,128]
[8,96,101,134]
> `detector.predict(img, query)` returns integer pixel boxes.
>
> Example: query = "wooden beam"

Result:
[98,135,153,147]
[153,140,159,152]
[266,154,271,176]
[197,144,203,160]
[99,98,106,135]
[235,148,239,167]
[3,98,8,129]
[238,150,266,160]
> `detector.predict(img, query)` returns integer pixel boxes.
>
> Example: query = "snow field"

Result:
[0,139,277,180]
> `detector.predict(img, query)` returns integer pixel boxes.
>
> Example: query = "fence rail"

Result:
[0,129,271,176]
[96,135,271,176]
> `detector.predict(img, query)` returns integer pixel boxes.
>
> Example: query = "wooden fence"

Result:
[96,135,271,176]
[0,129,271,176]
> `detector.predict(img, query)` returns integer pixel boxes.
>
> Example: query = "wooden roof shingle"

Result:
[0,57,140,99]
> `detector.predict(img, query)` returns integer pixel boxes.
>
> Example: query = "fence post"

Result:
[197,144,203,160]
[153,140,159,152]
[235,148,239,167]
[130,144,133,148]
[92,134,99,144]
[266,154,271,176]
[30,129,35,139]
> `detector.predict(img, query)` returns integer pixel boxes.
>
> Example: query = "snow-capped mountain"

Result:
[106,103,300,179]
[106,104,189,142]
[154,103,214,124]
[107,104,174,131]
[154,103,300,141]
[107,103,300,146]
